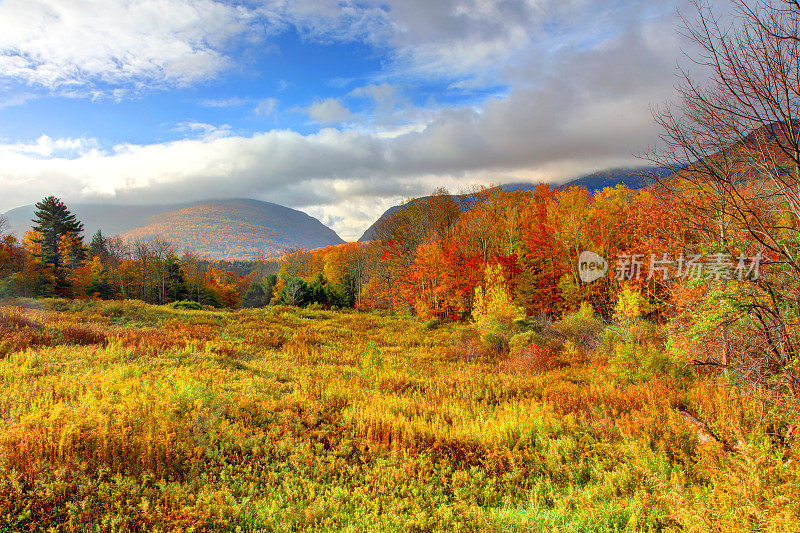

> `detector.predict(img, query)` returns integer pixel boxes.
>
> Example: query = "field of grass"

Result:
[0,298,798,532]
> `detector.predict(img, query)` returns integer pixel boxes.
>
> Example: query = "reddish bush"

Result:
[114,322,219,355]
[504,344,564,373]
[447,328,494,362]
[59,324,108,346]
[0,307,52,355]
[0,308,41,330]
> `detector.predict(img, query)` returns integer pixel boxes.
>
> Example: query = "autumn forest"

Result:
[3,0,800,531]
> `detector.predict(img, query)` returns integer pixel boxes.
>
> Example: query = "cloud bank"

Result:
[0,0,693,240]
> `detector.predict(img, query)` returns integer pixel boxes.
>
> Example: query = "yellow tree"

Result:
[472,263,525,350]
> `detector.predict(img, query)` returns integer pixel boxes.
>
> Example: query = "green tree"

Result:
[307,273,327,305]
[324,282,352,308]
[243,282,268,308]
[282,277,309,306]
[89,230,109,260]
[31,196,85,293]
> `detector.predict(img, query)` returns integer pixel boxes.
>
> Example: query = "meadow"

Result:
[0,298,798,532]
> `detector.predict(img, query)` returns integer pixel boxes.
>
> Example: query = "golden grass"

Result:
[0,298,796,532]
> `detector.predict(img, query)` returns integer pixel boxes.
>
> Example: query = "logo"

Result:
[578,251,609,283]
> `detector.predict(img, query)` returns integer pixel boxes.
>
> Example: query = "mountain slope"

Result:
[2,203,193,240]
[120,200,343,259]
[3,199,344,260]
[358,166,666,242]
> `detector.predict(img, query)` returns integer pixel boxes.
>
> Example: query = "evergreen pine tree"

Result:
[89,230,108,260]
[31,196,85,291]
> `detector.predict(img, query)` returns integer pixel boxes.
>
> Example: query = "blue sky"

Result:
[2,29,385,143]
[0,0,690,240]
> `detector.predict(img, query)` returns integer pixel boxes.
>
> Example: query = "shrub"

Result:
[504,344,564,373]
[59,324,107,346]
[0,307,41,330]
[472,264,525,332]
[0,307,52,356]
[42,299,71,312]
[170,300,202,311]
[546,302,605,351]
[421,318,441,330]
[482,331,508,354]
[509,331,533,355]
[508,330,549,355]
[513,316,543,333]
[612,287,657,345]
[449,326,493,362]
[607,343,691,383]
[115,324,214,355]
[472,264,525,355]
[0,329,51,357]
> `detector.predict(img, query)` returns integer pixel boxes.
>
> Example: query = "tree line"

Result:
[0,197,369,310]
[277,0,800,398]
[0,196,289,308]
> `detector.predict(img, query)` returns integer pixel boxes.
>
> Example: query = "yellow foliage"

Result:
[472,263,525,332]
[615,286,655,320]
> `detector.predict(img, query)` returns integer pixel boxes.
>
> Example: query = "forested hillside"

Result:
[358,166,672,242]
[2,202,192,239]
[121,199,343,259]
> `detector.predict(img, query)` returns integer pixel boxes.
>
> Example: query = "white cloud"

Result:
[0,16,676,241]
[0,0,695,241]
[349,83,400,114]
[172,121,232,139]
[306,98,352,124]
[0,0,255,94]
[199,97,247,107]
[3,135,95,158]
[255,98,278,116]
[0,0,687,99]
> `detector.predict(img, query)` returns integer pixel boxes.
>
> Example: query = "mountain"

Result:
[358,166,668,242]
[3,202,193,240]
[120,200,343,259]
[3,199,343,260]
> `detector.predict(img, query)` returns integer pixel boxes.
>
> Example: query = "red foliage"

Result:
[206,269,250,308]
[0,308,52,354]
[504,344,563,373]
[59,324,107,346]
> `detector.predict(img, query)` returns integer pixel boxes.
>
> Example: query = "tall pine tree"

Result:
[89,230,108,260]
[31,196,85,292]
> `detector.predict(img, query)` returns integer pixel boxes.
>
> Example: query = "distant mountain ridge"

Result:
[121,200,343,260]
[2,166,671,259]
[3,199,343,260]
[3,202,196,239]
[358,166,670,242]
